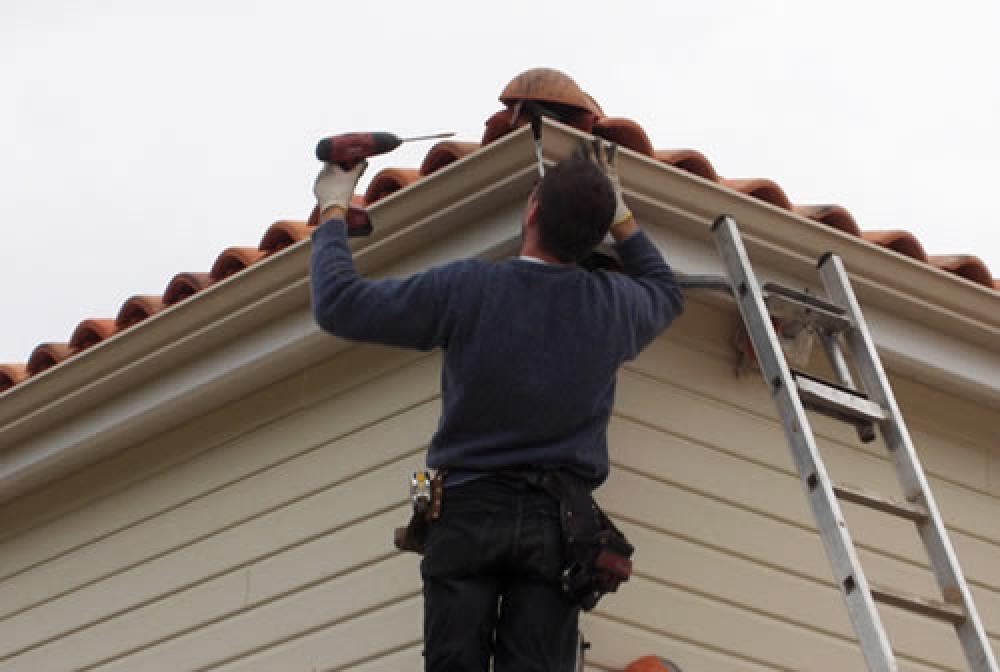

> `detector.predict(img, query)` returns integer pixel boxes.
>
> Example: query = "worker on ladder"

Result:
[310,139,684,671]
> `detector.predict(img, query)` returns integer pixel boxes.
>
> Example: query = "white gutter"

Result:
[0,121,996,501]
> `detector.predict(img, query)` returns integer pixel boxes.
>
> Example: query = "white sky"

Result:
[2,0,998,364]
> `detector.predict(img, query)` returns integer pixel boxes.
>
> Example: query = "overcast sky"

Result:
[2,0,998,364]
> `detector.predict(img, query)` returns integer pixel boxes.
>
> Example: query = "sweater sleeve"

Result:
[310,218,462,351]
[611,229,684,359]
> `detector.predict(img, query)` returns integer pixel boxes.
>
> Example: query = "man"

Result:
[310,140,683,672]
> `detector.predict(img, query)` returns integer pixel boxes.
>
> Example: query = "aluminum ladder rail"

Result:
[704,214,997,672]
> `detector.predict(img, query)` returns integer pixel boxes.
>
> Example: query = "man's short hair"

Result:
[535,156,616,263]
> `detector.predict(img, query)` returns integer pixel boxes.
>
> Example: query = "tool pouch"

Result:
[393,471,444,555]
[541,472,634,611]
[393,511,429,554]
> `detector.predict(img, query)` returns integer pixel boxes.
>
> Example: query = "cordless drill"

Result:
[309,131,454,236]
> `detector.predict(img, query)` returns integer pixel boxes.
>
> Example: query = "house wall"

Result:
[0,297,997,671]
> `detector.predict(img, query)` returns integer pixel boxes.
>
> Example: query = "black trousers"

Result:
[421,474,580,672]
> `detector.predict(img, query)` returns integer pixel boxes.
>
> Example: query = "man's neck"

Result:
[517,243,564,265]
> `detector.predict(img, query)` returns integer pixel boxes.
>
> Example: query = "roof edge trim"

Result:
[536,120,999,343]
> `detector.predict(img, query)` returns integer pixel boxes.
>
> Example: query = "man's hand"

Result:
[577,139,637,241]
[314,160,367,223]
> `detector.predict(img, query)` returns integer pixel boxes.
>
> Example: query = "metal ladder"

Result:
[691,215,997,672]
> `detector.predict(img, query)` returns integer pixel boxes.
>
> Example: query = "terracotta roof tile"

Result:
[0,364,27,393]
[163,272,213,307]
[928,254,994,286]
[498,69,600,136]
[593,117,655,157]
[69,318,118,352]
[26,343,74,376]
[482,109,520,145]
[793,204,861,237]
[720,177,793,210]
[210,246,266,282]
[861,230,928,261]
[364,168,422,204]
[500,68,602,117]
[116,294,165,329]
[1,66,996,395]
[655,148,719,182]
[259,220,312,256]
[420,141,480,176]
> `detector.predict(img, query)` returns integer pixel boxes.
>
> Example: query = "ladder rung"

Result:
[870,583,966,625]
[763,282,846,314]
[762,283,853,333]
[794,373,886,425]
[832,484,929,524]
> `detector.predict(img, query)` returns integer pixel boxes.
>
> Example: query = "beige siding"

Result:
[0,301,997,671]
[0,345,432,671]
[590,301,1000,671]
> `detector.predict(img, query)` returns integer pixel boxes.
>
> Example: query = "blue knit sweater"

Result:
[311,218,683,486]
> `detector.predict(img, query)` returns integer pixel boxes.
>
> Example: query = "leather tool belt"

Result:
[391,467,633,611]
[528,470,634,611]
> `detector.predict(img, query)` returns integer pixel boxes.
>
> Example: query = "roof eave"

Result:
[1,122,997,501]
[539,119,999,342]
[0,129,539,500]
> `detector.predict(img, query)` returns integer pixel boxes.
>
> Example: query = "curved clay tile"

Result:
[419,141,481,176]
[861,230,928,261]
[69,318,118,352]
[654,149,719,182]
[26,342,74,376]
[0,363,28,393]
[499,67,602,117]
[210,247,266,282]
[721,178,793,210]
[116,294,165,330]
[482,109,521,145]
[583,92,605,118]
[928,255,994,288]
[259,220,312,255]
[793,204,862,237]
[592,117,654,157]
[494,69,603,135]
[364,168,422,205]
[163,272,213,306]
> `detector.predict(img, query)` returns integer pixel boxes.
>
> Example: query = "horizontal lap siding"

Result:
[0,346,433,671]
[1,321,997,670]
[598,333,1000,670]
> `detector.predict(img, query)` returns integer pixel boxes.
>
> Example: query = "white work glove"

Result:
[577,138,632,227]
[576,138,636,241]
[313,160,367,213]
[594,140,632,227]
